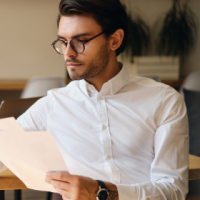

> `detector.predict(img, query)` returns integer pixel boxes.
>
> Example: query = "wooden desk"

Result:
[0,154,200,190]
[0,79,70,90]
[0,169,27,190]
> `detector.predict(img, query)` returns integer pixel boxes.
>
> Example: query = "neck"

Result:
[86,58,121,92]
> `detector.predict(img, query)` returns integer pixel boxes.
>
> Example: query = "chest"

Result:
[47,96,157,156]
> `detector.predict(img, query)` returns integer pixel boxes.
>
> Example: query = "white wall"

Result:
[0,0,65,79]
[121,0,200,78]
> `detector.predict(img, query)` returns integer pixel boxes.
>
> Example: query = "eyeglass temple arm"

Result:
[83,31,105,44]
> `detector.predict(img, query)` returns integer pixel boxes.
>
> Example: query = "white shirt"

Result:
[15,64,188,200]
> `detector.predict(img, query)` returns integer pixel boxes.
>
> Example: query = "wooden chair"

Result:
[0,97,54,200]
[20,76,66,98]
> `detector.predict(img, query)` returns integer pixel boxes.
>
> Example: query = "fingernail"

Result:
[45,177,50,182]
[46,172,51,177]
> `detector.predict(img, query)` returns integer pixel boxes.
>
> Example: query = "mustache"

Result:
[65,59,83,65]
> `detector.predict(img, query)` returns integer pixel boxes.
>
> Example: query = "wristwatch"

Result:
[96,180,109,200]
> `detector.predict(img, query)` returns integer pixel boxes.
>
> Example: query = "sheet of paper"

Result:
[0,118,68,192]
[0,117,25,132]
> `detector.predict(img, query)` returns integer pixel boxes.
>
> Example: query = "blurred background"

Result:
[0,0,63,80]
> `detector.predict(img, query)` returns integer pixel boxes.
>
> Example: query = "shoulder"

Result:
[130,76,184,105]
[128,75,181,98]
[128,75,168,90]
[17,81,80,131]
[47,80,78,95]
[124,75,185,123]
[46,80,81,98]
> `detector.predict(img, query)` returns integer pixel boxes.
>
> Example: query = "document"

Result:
[0,117,68,192]
[0,117,25,132]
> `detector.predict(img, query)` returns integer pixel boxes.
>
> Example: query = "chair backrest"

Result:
[180,71,200,97]
[180,72,200,157]
[20,76,66,99]
[181,71,200,91]
[0,97,40,119]
[183,89,200,157]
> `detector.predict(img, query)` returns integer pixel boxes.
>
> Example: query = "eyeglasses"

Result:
[51,31,105,55]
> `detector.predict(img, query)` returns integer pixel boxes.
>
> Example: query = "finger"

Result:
[45,178,70,191]
[55,187,71,199]
[62,196,70,200]
[46,171,71,182]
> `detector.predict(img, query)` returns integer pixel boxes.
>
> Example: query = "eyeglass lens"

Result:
[54,39,84,54]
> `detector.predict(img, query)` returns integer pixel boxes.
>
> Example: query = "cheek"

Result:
[84,41,103,56]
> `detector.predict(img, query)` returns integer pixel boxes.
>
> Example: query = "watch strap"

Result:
[96,180,107,189]
[96,180,109,200]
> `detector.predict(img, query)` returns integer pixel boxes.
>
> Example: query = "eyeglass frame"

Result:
[51,31,105,55]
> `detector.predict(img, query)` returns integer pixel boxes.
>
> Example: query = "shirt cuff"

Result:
[116,184,138,200]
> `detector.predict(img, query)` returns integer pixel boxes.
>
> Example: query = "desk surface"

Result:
[0,79,71,90]
[0,154,200,190]
[0,169,27,190]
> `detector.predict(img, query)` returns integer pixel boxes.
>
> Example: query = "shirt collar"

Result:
[79,62,129,97]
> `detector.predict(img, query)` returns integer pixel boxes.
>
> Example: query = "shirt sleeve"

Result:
[17,92,54,131]
[116,86,189,200]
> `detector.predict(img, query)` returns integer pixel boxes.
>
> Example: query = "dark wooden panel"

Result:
[0,90,22,104]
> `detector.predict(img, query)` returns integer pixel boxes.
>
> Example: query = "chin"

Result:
[68,72,84,80]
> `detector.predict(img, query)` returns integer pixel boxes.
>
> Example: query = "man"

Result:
[8,0,189,200]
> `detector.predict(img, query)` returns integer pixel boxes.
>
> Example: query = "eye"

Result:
[75,40,86,43]
[77,38,88,42]
[78,40,85,42]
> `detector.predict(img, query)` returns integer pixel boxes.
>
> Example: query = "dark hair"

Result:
[57,0,128,56]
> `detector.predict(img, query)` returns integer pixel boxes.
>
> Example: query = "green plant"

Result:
[122,5,150,63]
[154,0,198,56]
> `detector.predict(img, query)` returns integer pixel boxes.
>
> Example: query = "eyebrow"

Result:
[57,33,92,40]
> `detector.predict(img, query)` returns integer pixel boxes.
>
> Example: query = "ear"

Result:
[109,29,124,51]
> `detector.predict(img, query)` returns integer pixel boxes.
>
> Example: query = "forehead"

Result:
[58,14,102,38]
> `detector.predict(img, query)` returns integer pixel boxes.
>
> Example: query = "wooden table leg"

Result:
[0,190,5,200]
[14,190,21,200]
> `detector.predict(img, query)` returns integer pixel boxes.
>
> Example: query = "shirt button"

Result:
[102,125,107,130]
[99,96,103,100]
[106,155,111,160]
[89,85,93,90]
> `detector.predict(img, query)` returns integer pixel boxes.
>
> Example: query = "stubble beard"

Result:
[67,42,109,80]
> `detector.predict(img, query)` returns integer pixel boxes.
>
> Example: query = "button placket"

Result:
[99,96,104,101]
[106,155,111,160]
[97,97,120,184]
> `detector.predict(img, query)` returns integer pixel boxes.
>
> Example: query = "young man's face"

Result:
[58,14,110,80]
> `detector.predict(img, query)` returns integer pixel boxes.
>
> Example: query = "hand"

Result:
[45,171,99,200]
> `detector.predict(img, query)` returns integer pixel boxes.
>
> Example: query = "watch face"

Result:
[98,190,109,200]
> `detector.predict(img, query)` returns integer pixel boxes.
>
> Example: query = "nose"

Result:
[63,41,77,58]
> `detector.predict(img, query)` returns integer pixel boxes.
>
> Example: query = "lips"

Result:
[67,63,81,66]
[67,63,82,69]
